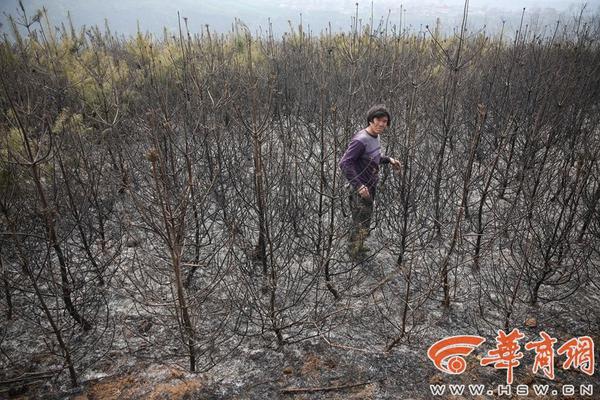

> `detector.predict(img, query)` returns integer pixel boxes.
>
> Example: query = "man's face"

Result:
[369,116,388,135]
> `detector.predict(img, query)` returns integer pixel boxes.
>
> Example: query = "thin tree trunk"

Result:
[1,208,78,387]
[1,76,91,331]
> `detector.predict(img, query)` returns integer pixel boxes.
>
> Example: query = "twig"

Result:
[318,332,382,354]
[0,370,57,386]
[280,380,372,394]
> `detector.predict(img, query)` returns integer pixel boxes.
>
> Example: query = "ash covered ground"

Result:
[1,226,599,399]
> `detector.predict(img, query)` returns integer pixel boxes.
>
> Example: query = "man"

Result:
[339,104,401,258]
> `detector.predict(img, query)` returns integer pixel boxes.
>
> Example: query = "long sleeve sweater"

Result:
[339,129,390,192]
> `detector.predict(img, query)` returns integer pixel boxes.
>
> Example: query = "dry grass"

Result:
[74,366,202,400]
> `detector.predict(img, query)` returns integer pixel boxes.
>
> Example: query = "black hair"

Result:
[366,104,391,126]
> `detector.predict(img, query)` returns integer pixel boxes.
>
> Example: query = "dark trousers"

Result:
[349,187,375,246]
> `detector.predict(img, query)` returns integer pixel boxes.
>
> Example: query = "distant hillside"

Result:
[1,0,591,38]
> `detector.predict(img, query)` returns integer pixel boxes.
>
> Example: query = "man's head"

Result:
[366,104,391,135]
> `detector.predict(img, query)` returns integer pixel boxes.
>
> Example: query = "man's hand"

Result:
[389,157,402,172]
[358,185,370,199]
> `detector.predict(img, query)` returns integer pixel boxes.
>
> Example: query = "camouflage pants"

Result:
[348,187,375,247]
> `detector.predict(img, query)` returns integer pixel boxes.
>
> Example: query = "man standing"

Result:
[339,105,401,258]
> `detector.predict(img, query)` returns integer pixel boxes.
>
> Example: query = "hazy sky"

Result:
[1,0,598,37]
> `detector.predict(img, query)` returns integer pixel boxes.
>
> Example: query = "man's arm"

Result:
[382,155,401,171]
